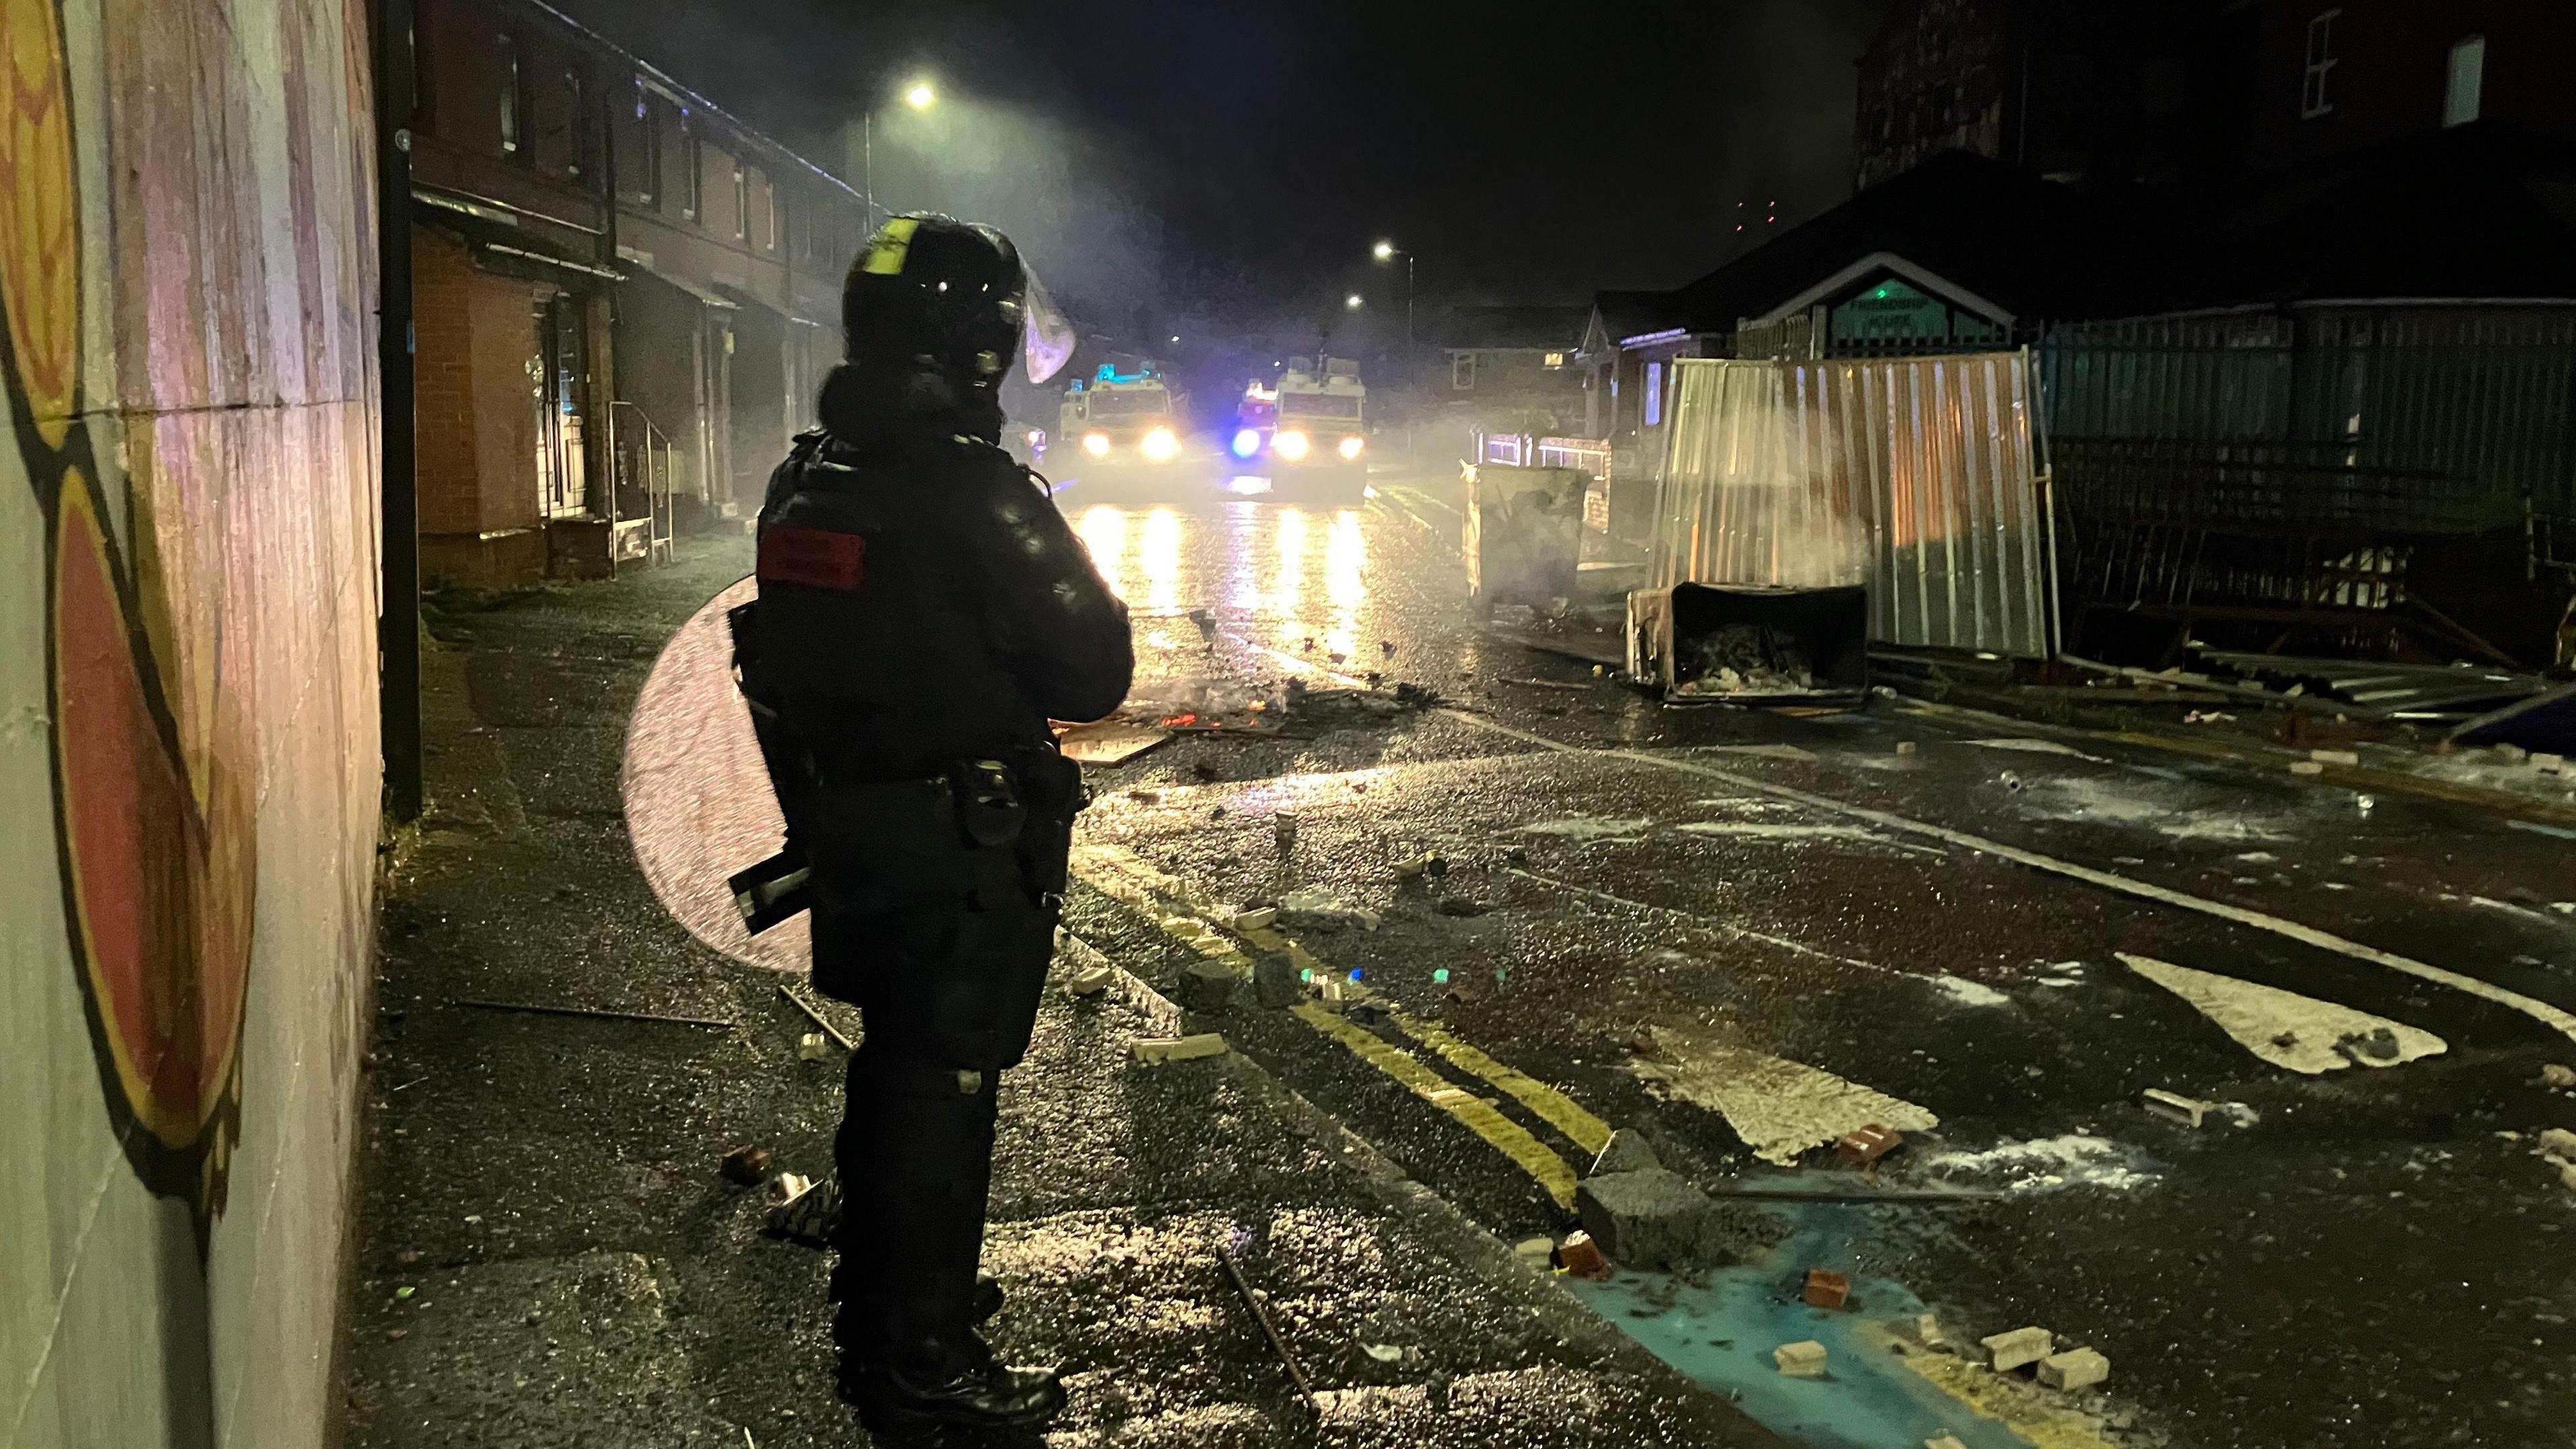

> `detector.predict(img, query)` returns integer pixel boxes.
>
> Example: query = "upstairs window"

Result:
[2445,34,2486,127]
[498,32,522,156]
[2302,11,2340,119]
[561,68,588,180]
[733,166,749,240]
[1452,354,1475,390]
[1644,363,1664,427]
[680,114,702,220]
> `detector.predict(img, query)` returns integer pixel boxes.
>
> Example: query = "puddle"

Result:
[1565,1203,2028,1449]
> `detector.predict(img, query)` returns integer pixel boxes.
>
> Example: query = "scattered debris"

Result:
[1504,677,1593,692]
[2289,761,2326,776]
[1360,1343,1407,1365]
[1591,1129,1661,1177]
[1130,1033,1229,1067]
[1801,1269,1852,1310]
[1555,1230,1613,1281]
[1218,1237,1322,1416]
[2540,1065,2576,1090]
[1969,737,2110,763]
[1982,1327,2055,1373]
[765,1175,838,1247]
[1929,976,2011,1008]
[2183,710,2235,724]
[1434,896,1493,918]
[2142,1088,2214,1128]
[2038,1348,2111,1392]
[1925,1136,2156,1193]
[1253,954,1303,1010]
[1273,808,1300,856]
[1175,962,1248,1015]
[1512,1236,1556,1264]
[1896,741,1919,755]
[1835,1124,1905,1167]
[1055,722,1171,765]
[2537,1128,2576,1164]
[1576,1167,1729,1271]
[2119,953,2447,1074]
[1392,853,1442,878]
[777,981,857,1052]
[795,1032,830,1061]
[773,1172,814,1201]
[1232,906,1280,932]
[1277,888,1382,932]
[1625,1028,1662,1057]
[720,1145,773,1185]
[1927,1437,1968,1449]
[1066,965,1116,997]
[2310,749,2361,767]
[1911,1313,1950,1351]
[396,1248,423,1266]
[1774,1340,1829,1379]
[1629,1028,1937,1166]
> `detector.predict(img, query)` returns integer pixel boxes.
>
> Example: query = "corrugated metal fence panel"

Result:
[1654,353,2053,657]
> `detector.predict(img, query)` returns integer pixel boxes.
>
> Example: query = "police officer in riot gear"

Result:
[741,215,1130,1432]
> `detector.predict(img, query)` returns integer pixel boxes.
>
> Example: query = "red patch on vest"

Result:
[759,527,867,591]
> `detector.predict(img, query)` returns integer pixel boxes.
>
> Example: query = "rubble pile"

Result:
[1674,624,1816,697]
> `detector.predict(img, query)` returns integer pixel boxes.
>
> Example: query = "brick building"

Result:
[401,0,867,584]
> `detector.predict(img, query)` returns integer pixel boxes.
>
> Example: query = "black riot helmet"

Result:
[841,214,1075,389]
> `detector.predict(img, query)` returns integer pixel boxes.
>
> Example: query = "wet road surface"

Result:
[1043,464,2576,1449]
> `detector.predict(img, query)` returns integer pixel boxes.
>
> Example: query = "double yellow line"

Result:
[1071,844,1610,1209]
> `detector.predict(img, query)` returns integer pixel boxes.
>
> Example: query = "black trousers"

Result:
[813,885,1059,1375]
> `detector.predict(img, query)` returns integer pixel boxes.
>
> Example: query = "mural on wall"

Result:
[1,0,351,1226]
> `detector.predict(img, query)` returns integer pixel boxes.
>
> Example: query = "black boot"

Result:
[841,1337,1067,1433]
[974,1272,1005,1324]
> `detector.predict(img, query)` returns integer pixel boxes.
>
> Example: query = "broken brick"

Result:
[720,1144,772,1185]
[1835,1124,1904,1167]
[1130,1033,1229,1066]
[1802,1269,1851,1311]
[2038,1347,2111,1392]
[1555,1230,1613,1280]
[1982,1326,2055,1373]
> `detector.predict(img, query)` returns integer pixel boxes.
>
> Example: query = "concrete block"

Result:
[1911,1312,1949,1350]
[1589,1128,1661,1177]
[2038,1348,2110,1392]
[1252,953,1303,1009]
[1773,1340,1828,1378]
[2142,1087,2211,1128]
[1130,1033,1228,1067]
[1174,962,1247,1015]
[1575,1167,1718,1271]
[1982,1326,2055,1372]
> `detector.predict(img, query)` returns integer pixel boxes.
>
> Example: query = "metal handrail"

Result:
[609,400,678,567]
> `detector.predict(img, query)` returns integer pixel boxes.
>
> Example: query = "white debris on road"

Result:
[1516,815,1656,844]
[1968,737,2112,764]
[1673,821,1939,854]
[2019,775,2294,843]
[1629,1026,1937,1166]
[1925,1135,2158,1193]
[1929,976,2012,1008]
[2118,954,2448,1073]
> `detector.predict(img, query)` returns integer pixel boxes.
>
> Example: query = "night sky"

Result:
[555,0,1889,356]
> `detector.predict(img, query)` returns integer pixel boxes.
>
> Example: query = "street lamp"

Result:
[1371,239,1414,346]
[1345,293,1364,310]
[862,78,938,227]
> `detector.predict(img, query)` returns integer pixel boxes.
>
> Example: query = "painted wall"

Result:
[0,3,381,1448]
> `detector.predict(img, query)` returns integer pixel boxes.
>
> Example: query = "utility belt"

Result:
[729,749,1085,935]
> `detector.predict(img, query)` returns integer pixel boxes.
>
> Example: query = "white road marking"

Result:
[1633,1024,1937,1166]
[2118,953,2448,1073]
[1443,711,2576,1047]
[1501,867,1900,979]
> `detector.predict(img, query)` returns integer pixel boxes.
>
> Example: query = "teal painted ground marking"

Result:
[1563,1203,2024,1449]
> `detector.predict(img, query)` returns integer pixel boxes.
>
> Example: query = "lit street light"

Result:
[1371,239,1414,345]
[1345,293,1364,310]
[861,77,938,227]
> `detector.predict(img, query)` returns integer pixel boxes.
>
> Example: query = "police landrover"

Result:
[1057,363,1189,488]
[1252,356,1367,504]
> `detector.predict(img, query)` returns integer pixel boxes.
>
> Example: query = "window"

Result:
[1543,351,1566,369]
[1644,363,1664,427]
[758,172,777,252]
[733,165,749,240]
[498,32,522,156]
[1452,353,1476,390]
[561,68,588,180]
[2302,10,2340,119]
[2445,34,2486,127]
[627,82,661,206]
[680,113,702,220]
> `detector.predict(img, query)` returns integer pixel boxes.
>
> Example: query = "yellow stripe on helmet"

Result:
[859,216,921,276]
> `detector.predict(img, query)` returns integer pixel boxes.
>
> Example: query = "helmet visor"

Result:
[1018,266,1077,385]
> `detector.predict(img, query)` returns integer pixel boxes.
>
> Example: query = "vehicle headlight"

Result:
[1231,428,1262,460]
[1275,429,1311,461]
[1026,429,1044,447]
[1141,427,1179,462]
[1338,435,1365,460]
[1082,432,1112,458]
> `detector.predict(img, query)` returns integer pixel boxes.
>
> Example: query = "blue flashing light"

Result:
[1348,969,1362,983]
[1095,363,1155,385]
[1231,428,1263,459]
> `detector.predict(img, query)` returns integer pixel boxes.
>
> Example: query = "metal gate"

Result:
[1650,352,2056,658]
